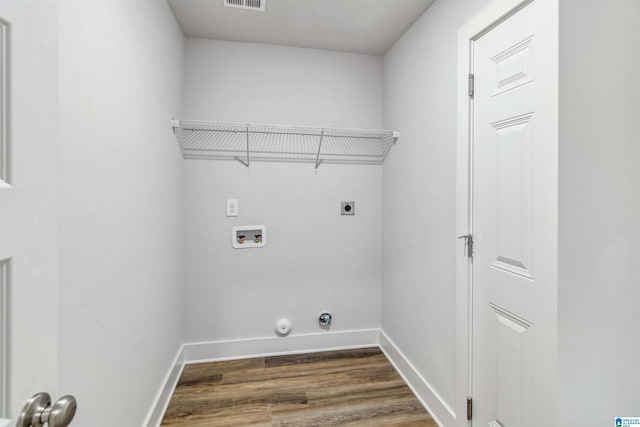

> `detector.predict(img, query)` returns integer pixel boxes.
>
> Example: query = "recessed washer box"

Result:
[232,225,266,249]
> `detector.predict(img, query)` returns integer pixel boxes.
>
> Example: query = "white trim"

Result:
[456,1,552,426]
[143,345,185,427]
[0,18,10,188]
[455,20,474,426]
[184,328,379,364]
[379,330,450,427]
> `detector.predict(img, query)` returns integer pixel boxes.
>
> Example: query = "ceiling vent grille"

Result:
[223,0,266,12]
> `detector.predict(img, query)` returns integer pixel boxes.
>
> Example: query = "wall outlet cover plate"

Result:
[226,199,239,217]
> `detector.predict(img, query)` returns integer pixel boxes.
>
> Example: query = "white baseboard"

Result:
[143,345,185,427]
[379,330,455,427]
[184,328,380,363]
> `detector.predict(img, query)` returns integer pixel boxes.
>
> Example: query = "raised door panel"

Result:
[489,304,533,427]
[490,113,534,280]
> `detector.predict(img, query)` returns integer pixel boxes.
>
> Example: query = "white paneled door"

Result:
[0,4,71,425]
[470,1,558,426]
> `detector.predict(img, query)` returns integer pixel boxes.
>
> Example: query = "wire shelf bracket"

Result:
[171,119,399,169]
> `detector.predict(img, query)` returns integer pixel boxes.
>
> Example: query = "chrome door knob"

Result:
[16,393,77,427]
[16,392,50,427]
[41,395,77,427]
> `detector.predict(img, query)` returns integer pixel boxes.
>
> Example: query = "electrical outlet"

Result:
[226,199,238,217]
[341,201,355,215]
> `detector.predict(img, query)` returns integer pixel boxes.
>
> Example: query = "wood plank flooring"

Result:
[161,347,437,426]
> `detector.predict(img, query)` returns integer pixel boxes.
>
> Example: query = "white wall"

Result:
[0,1,59,416]
[182,39,384,343]
[57,2,185,426]
[382,0,492,417]
[558,1,640,425]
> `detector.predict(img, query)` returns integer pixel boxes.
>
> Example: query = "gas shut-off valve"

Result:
[319,312,332,328]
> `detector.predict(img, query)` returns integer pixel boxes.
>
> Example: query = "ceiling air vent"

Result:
[223,0,266,12]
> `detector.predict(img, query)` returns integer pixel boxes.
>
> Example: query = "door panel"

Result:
[490,36,534,97]
[491,113,533,279]
[472,1,558,426]
[490,303,533,427]
[0,2,60,419]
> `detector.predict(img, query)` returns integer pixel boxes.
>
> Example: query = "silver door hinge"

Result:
[468,74,474,98]
[458,234,474,259]
[467,396,473,420]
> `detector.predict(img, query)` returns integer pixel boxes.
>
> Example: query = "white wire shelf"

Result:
[171,119,399,169]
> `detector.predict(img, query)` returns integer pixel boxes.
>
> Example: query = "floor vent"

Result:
[223,0,266,12]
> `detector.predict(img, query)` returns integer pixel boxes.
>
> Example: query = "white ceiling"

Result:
[167,0,435,56]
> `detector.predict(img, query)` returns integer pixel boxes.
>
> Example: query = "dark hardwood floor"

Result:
[161,347,437,426]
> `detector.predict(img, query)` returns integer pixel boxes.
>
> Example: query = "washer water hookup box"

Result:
[232,225,266,249]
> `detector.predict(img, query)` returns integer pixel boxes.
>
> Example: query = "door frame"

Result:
[455,0,548,424]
